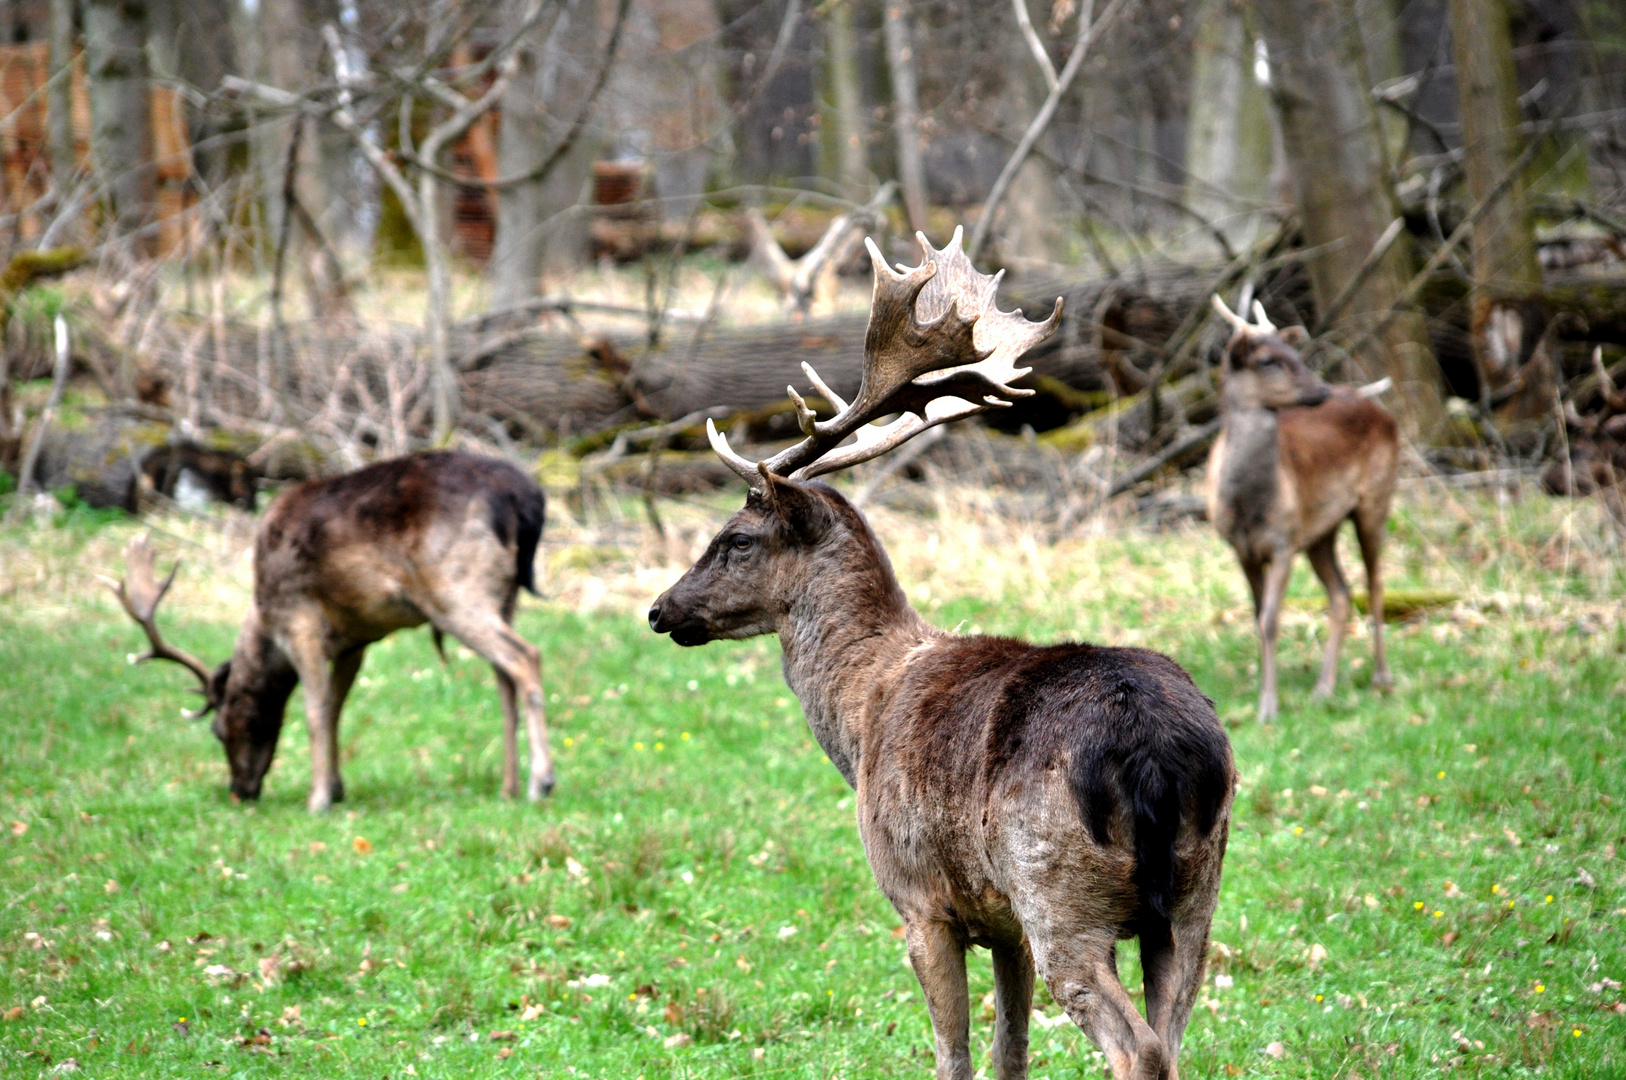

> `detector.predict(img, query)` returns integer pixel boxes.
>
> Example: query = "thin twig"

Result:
[967,0,1135,262]
[6,318,71,525]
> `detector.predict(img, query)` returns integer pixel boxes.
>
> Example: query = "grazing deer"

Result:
[650,230,1234,1080]
[1206,296,1399,722]
[107,451,553,811]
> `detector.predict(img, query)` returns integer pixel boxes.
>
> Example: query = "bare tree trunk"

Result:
[1252,0,1443,438]
[823,1,866,198]
[256,0,363,280]
[882,0,927,234]
[147,0,238,185]
[489,0,606,310]
[48,0,79,197]
[83,0,154,248]
[1447,0,1548,421]
[1184,0,1273,250]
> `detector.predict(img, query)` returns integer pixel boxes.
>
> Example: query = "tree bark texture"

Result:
[83,0,153,245]
[48,0,79,194]
[254,0,368,267]
[600,0,723,223]
[1252,0,1443,437]
[1447,0,1549,420]
[146,0,237,184]
[490,0,607,309]
[823,2,867,197]
[882,0,928,234]
[1184,0,1274,249]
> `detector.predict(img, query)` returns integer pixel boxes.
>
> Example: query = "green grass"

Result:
[1,498,1623,1079]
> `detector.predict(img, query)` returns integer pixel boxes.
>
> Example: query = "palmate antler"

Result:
[709,227,1063,488]
[100,536,220,718]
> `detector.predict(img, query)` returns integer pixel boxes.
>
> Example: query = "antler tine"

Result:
[1251,301,1277,333]
[1211,294,1251,333]
[800,362,849,413]
[706,418,763,488]
[1593,346,1626,411]
[105,536,218,714]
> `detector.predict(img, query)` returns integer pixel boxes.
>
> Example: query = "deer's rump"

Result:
[259,451,547,597]
[897,638,1233,923]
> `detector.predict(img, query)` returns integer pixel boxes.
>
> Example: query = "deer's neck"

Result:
[1216,395,1283,530]
[776,525,935,789]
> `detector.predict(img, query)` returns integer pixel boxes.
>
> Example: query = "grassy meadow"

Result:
[1,472,1623,1078]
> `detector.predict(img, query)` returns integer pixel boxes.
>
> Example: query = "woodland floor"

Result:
[1,471,1623,1078]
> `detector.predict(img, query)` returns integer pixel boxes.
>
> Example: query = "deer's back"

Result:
[857,636,1231,936]
[1278,390,1399,532]
[1210,390,1399,556]
[254,452,545,635]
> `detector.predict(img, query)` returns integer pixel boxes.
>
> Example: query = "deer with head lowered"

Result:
[1206,296,1400,722]
[107,451,554,811]
[649,230,1235,1080]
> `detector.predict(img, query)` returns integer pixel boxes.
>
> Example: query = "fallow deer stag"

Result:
[1206,296,1400,722]
[650,229,1234,1080]
[107,451,553,811]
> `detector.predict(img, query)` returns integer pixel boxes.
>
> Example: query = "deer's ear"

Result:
[758,471,831,543]
[1276,325,1310,348]
[208,661,233,711]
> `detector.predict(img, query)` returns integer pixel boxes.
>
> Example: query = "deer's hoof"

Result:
[528,775,555,801]
[307,793,333,814]
[1257,701,1278,724]
[1371,670,1394,692]
[1311,681,1335,701]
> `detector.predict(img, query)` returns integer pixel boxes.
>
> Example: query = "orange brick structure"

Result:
[0,43,194,252]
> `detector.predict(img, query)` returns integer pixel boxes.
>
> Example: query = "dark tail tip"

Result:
[516,490,545,596]
[1130,765,1182,921]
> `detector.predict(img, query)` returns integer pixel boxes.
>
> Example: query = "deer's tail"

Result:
[514,488,546,597]
[1072,664,1231,921]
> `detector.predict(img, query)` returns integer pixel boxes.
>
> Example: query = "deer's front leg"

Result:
[1255,555,1295,723]
[905,919,973,1080]
[991,942,1035,1080]
[322,648,366,806]
[284,625,338,813]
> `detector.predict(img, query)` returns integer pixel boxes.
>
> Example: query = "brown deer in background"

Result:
[108,451,553,811]
[650,230,1234,1080]
[1206,297,1400,722]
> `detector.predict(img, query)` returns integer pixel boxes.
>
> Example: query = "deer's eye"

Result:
[730,534,754,553]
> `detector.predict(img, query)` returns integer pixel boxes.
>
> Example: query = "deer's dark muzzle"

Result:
[648,602,712,647]
[1299,383,1332,407]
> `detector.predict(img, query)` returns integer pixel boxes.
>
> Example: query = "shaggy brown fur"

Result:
[1206,323,1400,722]
[112,451,551,811]
[651,476,1234,1080]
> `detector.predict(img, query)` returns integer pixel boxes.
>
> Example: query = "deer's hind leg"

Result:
[1306,532,1351,700]
[494,667,521,799]
[1031,935,1165,1080]
[1140,897,1222,1079]
[990,942,1034,1080]
[1353,505,1392,690]
[432,605,554,800]
[904,919,973,1080]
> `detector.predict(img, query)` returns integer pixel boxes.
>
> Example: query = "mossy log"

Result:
[1285,588,1459,622]
[0,247,84,330]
